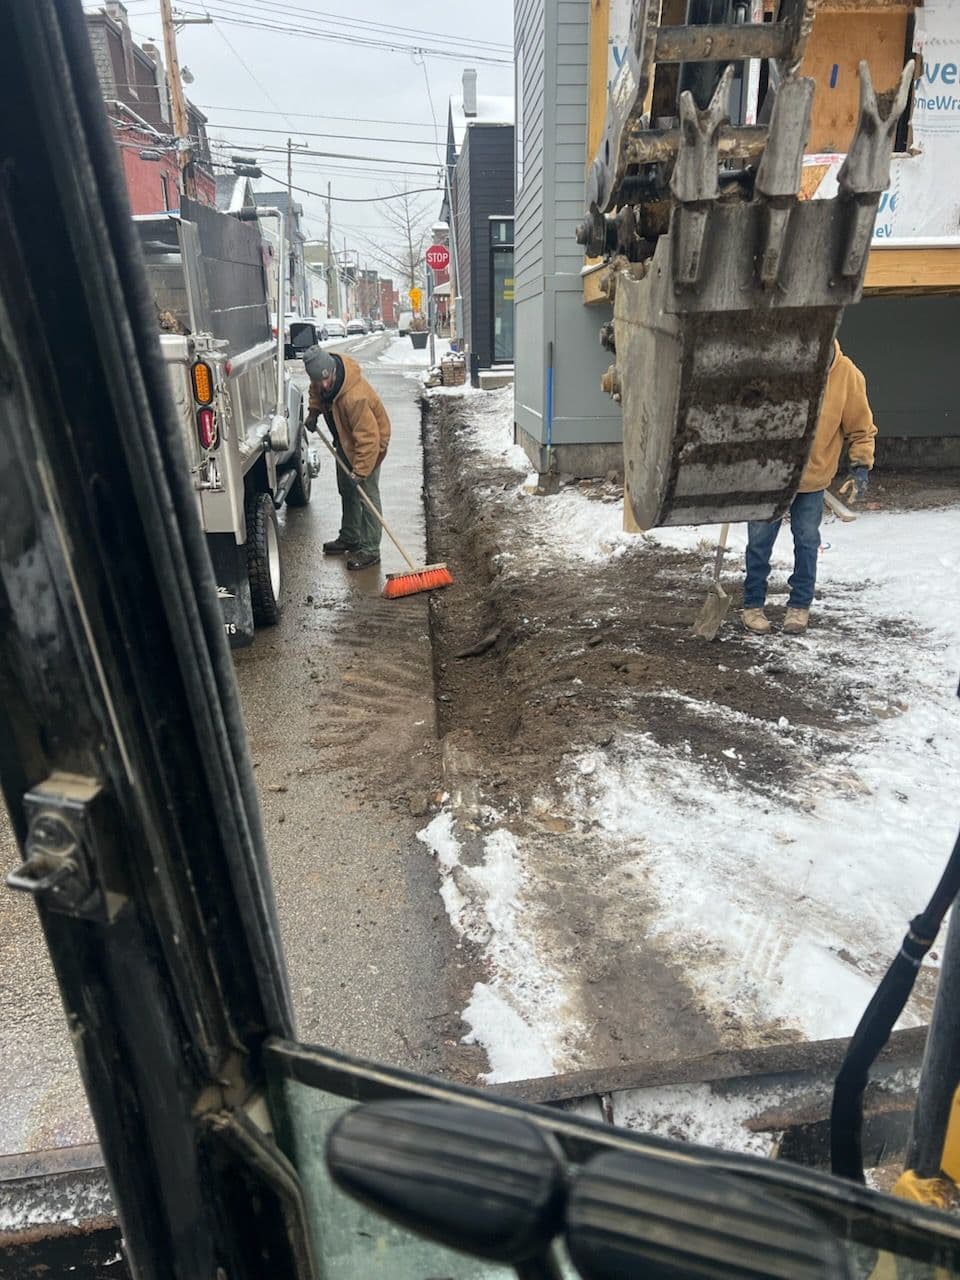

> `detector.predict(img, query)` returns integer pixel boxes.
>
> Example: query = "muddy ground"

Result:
[419,393,955,1074]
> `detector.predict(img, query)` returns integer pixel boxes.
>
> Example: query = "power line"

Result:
[87,1,511,62]
[203,122,442,148]
[206,147,435,182]
[208,140,440,168]
[176,0,512,52]
[194,0,302,133]
[171,4,512,65]
[194,104,444,130]
[95,0,512,51]
[259,169,440,205]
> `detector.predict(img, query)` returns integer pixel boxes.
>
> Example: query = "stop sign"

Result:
[425,243,450,272]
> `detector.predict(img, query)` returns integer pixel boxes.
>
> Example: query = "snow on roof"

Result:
[449,93,515,150]
[215,175,255,214]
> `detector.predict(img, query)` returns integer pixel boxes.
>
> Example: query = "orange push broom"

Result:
[314,430,453,599]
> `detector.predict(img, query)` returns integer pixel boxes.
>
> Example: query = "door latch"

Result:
[6,773,128,921]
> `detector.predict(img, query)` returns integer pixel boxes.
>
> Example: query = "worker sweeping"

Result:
[302,345,452,599]
[742,340,877,636]
[303,346,390,571]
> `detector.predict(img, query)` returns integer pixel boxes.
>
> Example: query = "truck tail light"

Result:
[191,360,214,405]
[197,407,218,449]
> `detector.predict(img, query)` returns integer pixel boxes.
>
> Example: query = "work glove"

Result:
[839,465,870,503]
[304,410,319,433]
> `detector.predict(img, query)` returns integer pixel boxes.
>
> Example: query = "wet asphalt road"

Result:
[235,334,455,1065]
[0,334,456,1156]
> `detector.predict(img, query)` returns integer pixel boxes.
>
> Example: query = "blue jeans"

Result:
[744,490,824,610]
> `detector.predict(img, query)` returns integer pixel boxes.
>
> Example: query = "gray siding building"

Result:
[514,0,621,477]
[513,1,960,477]
[445,72,515,379]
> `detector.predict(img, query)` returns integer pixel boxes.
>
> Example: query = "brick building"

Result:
[86,1,214,214]
[379,279,397,327]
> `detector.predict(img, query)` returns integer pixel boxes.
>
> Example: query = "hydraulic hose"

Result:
[831,823,960,1182]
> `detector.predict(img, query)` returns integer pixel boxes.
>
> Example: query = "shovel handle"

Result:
[712,523,730,582]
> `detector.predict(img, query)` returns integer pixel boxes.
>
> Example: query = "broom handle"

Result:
[313,428,419,572]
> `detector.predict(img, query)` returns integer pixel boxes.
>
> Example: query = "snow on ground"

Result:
[558,503,960,1041]
[429,385,960,1089]
[377,336,436,368]
[416,811,580,1083]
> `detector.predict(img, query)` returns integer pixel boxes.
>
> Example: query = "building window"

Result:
[490,219,514,364]
[160,173,171,211]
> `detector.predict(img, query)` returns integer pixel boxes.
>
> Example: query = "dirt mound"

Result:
[423,395,885,800]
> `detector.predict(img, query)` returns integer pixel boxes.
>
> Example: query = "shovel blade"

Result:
[691,585,731,640]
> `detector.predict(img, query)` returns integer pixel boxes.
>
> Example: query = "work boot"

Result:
[346,551,381,571]
[742,607,771,634]
[323,537,359,556]
[783,607,810,635]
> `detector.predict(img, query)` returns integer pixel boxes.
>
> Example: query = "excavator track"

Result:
[582,0,913,529]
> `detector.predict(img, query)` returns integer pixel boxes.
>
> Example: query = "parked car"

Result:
[397,310,413,336]
[346,318,368,335]
[289,316,328,356]
[371,320,385,332]
[270,313,328,356]
[325,317,347,338]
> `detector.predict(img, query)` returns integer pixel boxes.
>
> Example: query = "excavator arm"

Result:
[581,0,913,528]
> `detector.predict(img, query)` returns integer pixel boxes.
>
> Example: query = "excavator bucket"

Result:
[582,0,914,529]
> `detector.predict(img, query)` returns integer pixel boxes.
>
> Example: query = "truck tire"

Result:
[246,491,282,626]
[286,425,313,507]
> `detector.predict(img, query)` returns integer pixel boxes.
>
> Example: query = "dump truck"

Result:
[135,197,319,646]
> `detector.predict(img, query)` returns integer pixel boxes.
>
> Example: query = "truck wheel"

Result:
[246,491,282,626]
[286,425,312,507]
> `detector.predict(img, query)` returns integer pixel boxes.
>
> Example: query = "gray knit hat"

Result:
[302,346,336,381]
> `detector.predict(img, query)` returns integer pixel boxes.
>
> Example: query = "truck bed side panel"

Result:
[180,196,271,354]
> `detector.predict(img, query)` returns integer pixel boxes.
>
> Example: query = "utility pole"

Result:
[159,0,192,197]
[286,137,295,312]
[326,181,337,318]
[344,236,349,319]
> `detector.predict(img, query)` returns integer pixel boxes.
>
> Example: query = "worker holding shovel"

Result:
[742,341,877,636]
[303,346,390,571]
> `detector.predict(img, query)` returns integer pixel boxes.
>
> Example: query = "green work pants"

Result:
[335,439,382,555]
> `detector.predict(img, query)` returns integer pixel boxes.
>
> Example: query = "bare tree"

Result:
[359,188,436,290]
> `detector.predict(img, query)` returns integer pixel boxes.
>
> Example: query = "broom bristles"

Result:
[382,564,453,599]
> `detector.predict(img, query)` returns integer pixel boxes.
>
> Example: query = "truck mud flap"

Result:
[207,533,255,648]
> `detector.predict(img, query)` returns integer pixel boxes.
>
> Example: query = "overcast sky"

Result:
[88,0,515,275]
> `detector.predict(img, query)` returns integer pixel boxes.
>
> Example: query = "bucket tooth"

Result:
[755,76,814,287]
[671,66,734,286]
[837,60,915,277]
